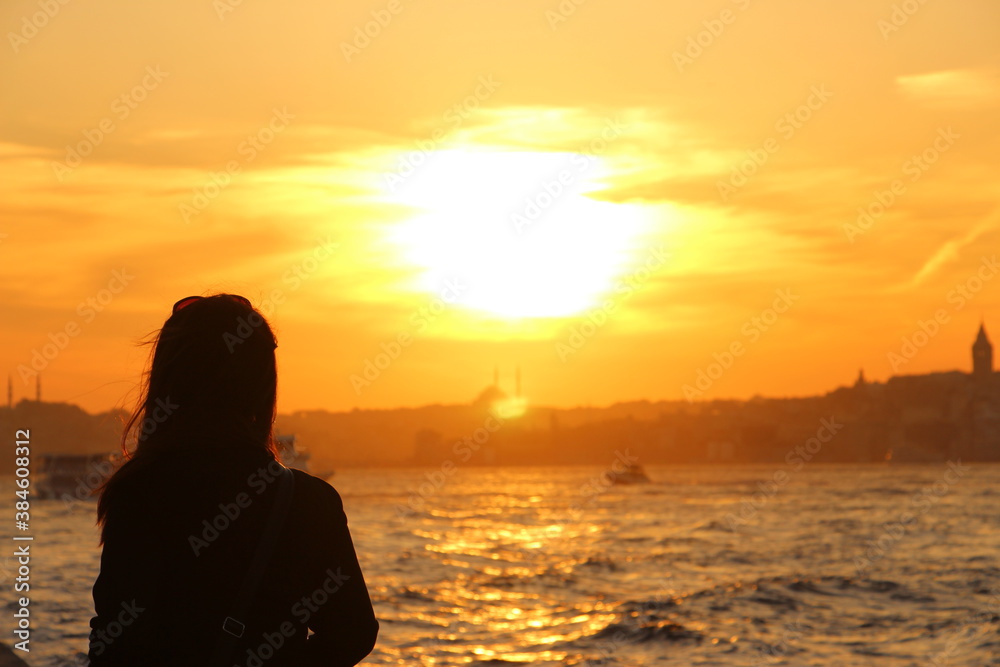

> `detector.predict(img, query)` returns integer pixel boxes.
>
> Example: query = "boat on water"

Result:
[34,437,329,501]
[613,463,651,485]
[36,452,116,500]
[276,433,336,479]
[275,434,310,471]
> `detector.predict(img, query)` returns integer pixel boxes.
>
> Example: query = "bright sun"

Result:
[383,148,652,319]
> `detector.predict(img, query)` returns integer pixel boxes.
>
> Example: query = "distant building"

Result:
[973,323,993,377]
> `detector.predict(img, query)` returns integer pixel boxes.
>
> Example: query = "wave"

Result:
[588,620,703,644]
[612,574,927,621]
[693,519,733,532]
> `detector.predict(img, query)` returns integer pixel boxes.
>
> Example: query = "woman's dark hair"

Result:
[96,293,279,540]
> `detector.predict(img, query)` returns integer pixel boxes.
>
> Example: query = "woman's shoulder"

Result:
[288,469,345,513]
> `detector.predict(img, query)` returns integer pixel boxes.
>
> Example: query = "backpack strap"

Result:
[209,465,295,666]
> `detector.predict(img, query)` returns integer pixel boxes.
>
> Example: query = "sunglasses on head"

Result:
[172,294,253,314]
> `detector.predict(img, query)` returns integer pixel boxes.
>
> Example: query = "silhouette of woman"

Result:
[88,294,378,666]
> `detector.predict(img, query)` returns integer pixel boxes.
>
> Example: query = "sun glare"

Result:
[383,148,652,320]
[493,395,528,419]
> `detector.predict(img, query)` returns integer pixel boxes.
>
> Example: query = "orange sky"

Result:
[1,0,999,414]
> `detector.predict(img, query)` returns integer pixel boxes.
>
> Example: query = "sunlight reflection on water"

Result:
[8,463,1000,666]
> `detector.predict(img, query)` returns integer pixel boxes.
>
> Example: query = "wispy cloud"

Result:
[896,68,1000,109]
[907,205,1000,287]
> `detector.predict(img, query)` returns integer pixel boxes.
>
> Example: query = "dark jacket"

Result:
[88,444,378,666]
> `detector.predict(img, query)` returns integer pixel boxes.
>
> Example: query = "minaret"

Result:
[35,375,40,402]
[973,323,993,378]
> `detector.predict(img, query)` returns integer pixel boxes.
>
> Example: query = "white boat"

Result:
[275,434,310,472]
[36,452,116,500]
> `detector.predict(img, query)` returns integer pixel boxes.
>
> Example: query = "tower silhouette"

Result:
[973,323,993,377]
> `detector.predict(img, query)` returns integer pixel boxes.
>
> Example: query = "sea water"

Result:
[3,463,1000,666]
